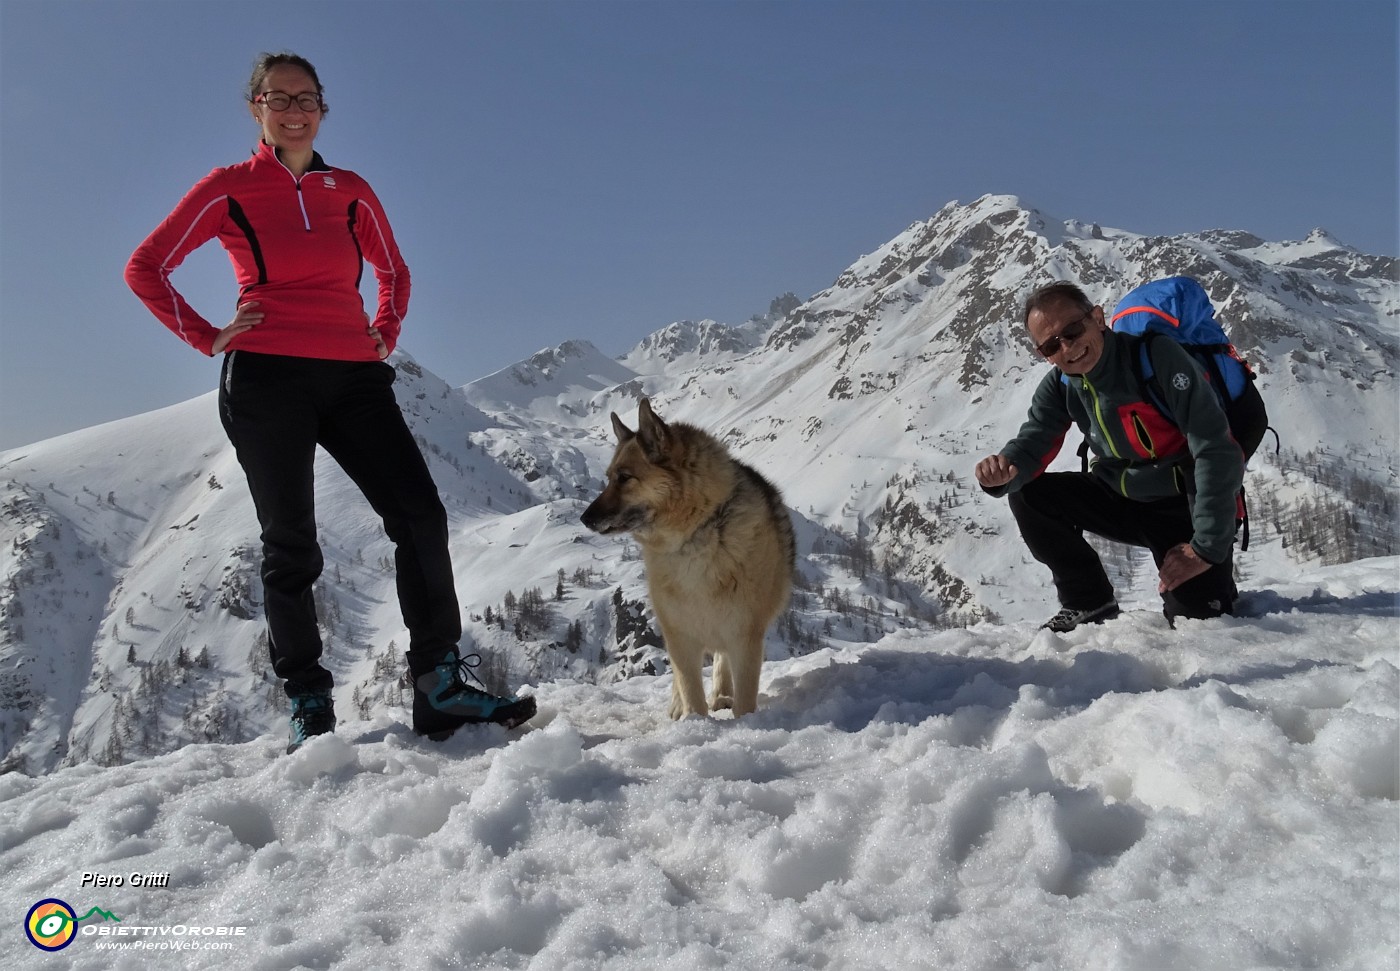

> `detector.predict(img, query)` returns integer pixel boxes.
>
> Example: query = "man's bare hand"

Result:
[1159,542,1211,592]
[975,454,1018,489]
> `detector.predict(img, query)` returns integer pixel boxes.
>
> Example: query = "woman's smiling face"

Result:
[250,64,322,155]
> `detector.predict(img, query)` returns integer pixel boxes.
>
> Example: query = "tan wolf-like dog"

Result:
[581,398,796,719]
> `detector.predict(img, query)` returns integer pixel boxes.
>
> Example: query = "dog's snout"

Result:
[581,492,617,533]
[580,502,603,531]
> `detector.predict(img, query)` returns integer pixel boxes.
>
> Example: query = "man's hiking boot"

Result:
[287,689,336,754]
[412,650,537,740]
[1164,595,1234,628]
[1042,601,1121,633]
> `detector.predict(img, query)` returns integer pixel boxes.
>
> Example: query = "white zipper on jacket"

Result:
[271,150,314,231]
[294,182,311,231]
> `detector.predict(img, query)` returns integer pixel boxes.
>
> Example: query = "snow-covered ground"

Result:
[5,556,1396,970]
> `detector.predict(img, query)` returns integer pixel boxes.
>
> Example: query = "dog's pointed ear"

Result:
[636,398,671,463]
[610,412,635,443]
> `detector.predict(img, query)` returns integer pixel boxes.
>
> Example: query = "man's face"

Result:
[1027,300,1106,376]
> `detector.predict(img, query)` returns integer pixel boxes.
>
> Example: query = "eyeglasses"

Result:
[255,91,323,112]
[1034,312,1093,358]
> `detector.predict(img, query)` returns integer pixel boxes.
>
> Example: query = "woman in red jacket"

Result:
[126,52,534,752]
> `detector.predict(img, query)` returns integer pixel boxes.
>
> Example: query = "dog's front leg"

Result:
[710,652,735,711]
[666,640,709,719]
[728,626,764,718]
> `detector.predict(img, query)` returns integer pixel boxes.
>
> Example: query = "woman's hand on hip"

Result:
[212,301,263,355]
[366,319,388,359]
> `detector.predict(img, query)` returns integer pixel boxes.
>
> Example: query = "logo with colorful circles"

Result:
[24,899,120,951]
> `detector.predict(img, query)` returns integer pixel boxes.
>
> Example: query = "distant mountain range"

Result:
[3,194,1395,775]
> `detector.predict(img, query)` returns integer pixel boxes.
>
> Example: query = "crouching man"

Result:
[974,281,1244,631]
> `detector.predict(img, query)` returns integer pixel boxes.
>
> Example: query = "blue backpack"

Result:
[1110,276,1271,462]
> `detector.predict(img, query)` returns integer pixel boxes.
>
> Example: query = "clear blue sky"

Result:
[2,0,1396,450]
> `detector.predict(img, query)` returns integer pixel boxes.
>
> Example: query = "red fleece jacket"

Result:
[126,141,410,360]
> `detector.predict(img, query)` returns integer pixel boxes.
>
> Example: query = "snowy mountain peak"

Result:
[621,319,757,367]
[1303,226,1350,250]
[463,339,639,425]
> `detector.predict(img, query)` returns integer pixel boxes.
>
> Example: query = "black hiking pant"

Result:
[1008,472,1236,621]
[219,352,461,695]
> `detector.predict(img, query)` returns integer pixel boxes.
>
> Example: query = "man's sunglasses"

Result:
[1035,312,1093,358]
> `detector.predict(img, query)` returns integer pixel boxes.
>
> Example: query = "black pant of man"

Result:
[1008,472,1236,621]
[219,352,461,695]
